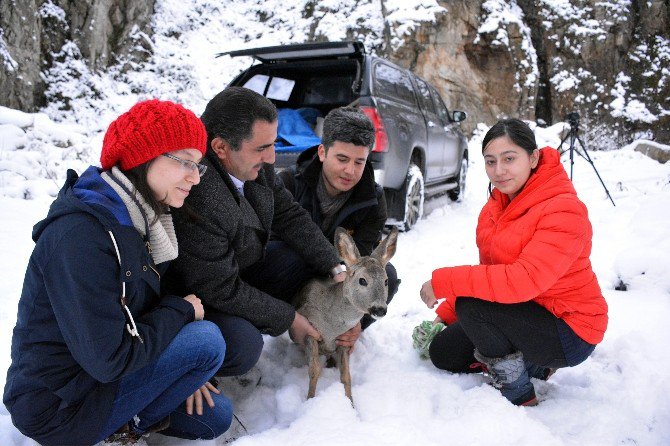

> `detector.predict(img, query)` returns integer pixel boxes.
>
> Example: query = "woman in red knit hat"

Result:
[416,119,608,406]
[4,99,233,444]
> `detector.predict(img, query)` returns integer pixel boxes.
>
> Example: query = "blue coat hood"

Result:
[32,166,133,242]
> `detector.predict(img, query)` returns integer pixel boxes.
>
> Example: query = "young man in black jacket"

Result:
[279,107,400,349]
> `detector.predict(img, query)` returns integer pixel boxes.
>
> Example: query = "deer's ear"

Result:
[335,227,360,266]
[372,227,398,266]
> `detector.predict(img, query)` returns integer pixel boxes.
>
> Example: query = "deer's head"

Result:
[335,227,398,319]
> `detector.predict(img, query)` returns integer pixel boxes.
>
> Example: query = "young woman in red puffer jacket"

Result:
[419,118,608,406]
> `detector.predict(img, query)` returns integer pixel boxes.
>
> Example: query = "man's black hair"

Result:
[200,86,278,151]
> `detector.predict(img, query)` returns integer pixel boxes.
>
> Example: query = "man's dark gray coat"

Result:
[166,150,341,336]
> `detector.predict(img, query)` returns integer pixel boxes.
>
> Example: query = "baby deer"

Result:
[293,227,398,404]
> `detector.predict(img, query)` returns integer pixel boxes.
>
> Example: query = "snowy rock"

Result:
[0,125,27,151]
[631,140,670,164]
[0,106,33,128]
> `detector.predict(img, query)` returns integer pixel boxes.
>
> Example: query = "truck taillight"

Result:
[360,106,388,153]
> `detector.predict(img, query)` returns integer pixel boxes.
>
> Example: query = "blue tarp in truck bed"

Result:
[275,108,322,153]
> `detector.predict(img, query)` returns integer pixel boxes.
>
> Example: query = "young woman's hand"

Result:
[420,280,438,308]
[185,380,220,415]
[183,294,204,321]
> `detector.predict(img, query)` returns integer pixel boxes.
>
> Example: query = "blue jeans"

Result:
[205,311,264,377]
[95,321,232,442]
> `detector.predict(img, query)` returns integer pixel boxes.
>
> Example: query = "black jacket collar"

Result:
[296,147,378,205]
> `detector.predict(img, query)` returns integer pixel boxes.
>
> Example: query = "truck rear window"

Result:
[303,76,355,105]
[243,75,296,101]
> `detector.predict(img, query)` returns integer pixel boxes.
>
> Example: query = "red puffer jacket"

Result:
[432,147,608,344]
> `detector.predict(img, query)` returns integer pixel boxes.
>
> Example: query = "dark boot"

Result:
[104,415,170,444]
[474,350,537,406]
[103,423,142,445]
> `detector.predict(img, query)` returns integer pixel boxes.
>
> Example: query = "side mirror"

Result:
[452,110,467,122]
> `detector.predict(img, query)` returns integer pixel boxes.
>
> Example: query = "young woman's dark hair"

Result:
[483,119,538,196]
[124,161,169,220]
[482,118,538,155]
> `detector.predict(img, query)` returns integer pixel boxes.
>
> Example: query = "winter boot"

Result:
[474,350,537,406]
[103,424,142,445]
[104,415,170,444]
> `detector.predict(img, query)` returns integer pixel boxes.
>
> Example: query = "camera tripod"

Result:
[557,112,615,206]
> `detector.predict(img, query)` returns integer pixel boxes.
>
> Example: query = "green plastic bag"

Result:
[412,320,446,359]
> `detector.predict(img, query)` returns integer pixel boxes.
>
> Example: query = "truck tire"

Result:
[447,157,468,202]
[401,164,424,231]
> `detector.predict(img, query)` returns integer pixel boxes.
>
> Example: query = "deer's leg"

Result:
[306,335,321,399]
[336,345,353,405]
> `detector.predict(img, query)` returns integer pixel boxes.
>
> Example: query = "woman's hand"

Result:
[183,294,204,321]
[185,381,220,415]
[420,280,438,309]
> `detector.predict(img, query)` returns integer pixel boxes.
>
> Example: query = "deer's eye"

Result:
[385,279,388,287]
[359,278,368,286]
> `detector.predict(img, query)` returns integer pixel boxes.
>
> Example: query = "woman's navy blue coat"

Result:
[3,167,195,446]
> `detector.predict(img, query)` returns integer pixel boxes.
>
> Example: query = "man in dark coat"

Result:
[278,107,401,349]
[166,87,346,377]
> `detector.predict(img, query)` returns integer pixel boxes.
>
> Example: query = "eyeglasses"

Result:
[162,153,207,176]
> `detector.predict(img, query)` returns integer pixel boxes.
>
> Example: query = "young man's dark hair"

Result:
[321,107,375,152]
[200,86,278,151]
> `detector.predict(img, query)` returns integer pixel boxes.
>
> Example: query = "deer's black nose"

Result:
[369,306,387,318]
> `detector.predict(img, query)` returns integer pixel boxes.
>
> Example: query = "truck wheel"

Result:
[447,157,468,202]
[401,164,424,231]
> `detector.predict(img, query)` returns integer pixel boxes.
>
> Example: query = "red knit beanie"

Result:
[100,99,207,171]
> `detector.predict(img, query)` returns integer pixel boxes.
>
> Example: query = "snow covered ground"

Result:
[0,117,669,445]
[2,1,670,442]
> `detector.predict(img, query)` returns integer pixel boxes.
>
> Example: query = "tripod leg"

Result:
[558,131,570,155]
[575,136,616,206]
[569,133,576,180]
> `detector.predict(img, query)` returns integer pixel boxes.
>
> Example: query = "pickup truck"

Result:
[219,41,468,231]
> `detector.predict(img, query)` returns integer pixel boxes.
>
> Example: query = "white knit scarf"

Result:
[101,166,179,265]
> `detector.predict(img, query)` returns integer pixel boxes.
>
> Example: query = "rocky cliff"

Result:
[1,0,668,146]
[388,0,669,145]
[0,0,153,111]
